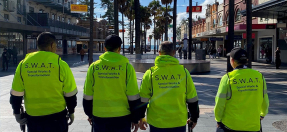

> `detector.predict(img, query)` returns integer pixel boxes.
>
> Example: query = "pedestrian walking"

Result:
[212,48,217,59]
[275,47,281,69]
[80,48,85,61]
[12,46,18,65]
[217,47,222,58]
[138,41,199,132]
[83,35,141,132]
[2,48,9,71]
[7,48,12,64]
[178,46,183,59]
[9,32,78,132]
[214,47,269,132]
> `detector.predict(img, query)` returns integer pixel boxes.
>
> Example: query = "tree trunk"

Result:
[153,18,156,55]
[134,0,141,59]
[114,0,119,36]
[140,22,143,54]
[173,0,177,51]
[122,11,125,55]
[144,25,147,53]
[130,20,132,54]
[164,3,168,41]
[157,39,159,52]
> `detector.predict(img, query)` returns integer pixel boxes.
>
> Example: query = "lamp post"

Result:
[227,0,235,72]
[89,0,94,65]
[188,0,192,60]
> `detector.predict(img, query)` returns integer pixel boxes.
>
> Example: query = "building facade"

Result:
[0,0,89,68]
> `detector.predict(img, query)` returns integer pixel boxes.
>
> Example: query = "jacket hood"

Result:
[99,52,129,65]
[155,55,179,67]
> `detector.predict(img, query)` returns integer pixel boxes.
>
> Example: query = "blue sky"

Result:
[91,0,223,45]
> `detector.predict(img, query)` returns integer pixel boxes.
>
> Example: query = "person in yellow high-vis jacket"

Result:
[83,35,141,132]
[215,47,269,132]
[138,41,199,132]
[10,32,78,132]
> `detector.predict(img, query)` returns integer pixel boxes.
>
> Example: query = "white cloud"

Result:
[193,0,224,19]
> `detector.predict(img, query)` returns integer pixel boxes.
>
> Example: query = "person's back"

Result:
[139,41,199,132]
[215,48,269,132]
[83,35,141,132]
[10,32,77,132]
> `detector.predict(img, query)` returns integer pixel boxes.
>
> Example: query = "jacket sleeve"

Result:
[261,76,269,117]
[214,74,229,122]
[10,61,25,114]
[138,70,152,119]
[83,64,95,118]
[185,69,199,123]
[60,60,78,114]
[126,64,141,123]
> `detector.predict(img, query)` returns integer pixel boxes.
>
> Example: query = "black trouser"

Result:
[276,59,281,69]
[81,55,84,61]
[13,56,17,64]
[216,123,261,132]
[92,115,131,132]
[27,110,68,132]
[2,59,8,70]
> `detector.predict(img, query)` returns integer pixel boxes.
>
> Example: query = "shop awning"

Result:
[241,0,287,19]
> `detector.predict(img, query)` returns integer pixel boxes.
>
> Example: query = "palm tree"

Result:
[148,0,161,54]
[101,0,114,24]
[134,0,141,56]
[140,6,152,53]
[118,0,128,54]
[161,0,173,41]
[124,0,134,54]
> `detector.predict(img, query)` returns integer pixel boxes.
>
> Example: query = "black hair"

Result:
[37,32,56,50]
[104,35,122,52]
[159,41,175,55]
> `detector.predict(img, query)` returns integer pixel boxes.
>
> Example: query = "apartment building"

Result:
[0,0,89,68]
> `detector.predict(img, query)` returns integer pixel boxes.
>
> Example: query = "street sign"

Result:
[266,25,275,29]
[169,24,173,28]
[71,4,88,13]
[186,6,202,13]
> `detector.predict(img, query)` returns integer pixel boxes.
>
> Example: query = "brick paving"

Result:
[0,53,286,132]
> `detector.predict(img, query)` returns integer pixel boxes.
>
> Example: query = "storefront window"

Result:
[0,33,24,57]
[259,37,272,59]
[72,41,76,48]
[57,40,62,48]
[67,41,72,48]
[234,40,241,48]
[219,16,223,26]
[28,39,37,50]
[236,9,241,21]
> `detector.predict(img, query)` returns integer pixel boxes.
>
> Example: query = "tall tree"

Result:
[119,0,128,55]
[124,0,135,54]
[148,0,161,54]
[161,0,173,41]
[134,0,141,58]
[101,0,114,25]
[140,6,152,53]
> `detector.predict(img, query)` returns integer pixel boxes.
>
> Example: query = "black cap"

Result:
[104,35,122,51]
[227,47,248,61]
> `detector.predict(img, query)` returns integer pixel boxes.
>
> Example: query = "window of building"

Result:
[3,0,8,10]
[57,16,60,21]
[17,17,21,23]
[57,40,63,48]
[29,7,34,13]
[52,14,55,20]
[226,14,229,25]
[213,19,216,28]
[259,37,272,59]
[68,18,71,24]
[219,16,223,26]
[62,17,65,22]
[236,9,241,21]
[28,39,37,50]
[17,0,22,13]
[234,40,241,48]
[39,9,44,13]
[260,18,263,22]
[4,14,9,20]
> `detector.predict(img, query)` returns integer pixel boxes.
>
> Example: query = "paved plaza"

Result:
[0,53,287,132]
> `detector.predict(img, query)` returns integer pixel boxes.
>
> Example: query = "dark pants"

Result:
[2,59,8,70]
[216,123,261,132]
[27,110,68,132]
[150,125,186,132]
[276,59,281,69]
[81,55,84,61]
[92,115,131,132]
[179,52,182,59]
[13,56,17,64]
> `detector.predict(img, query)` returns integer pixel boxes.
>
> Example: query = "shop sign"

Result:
[266,25,276,29]
[242,33,255,39]
[71,4,88,13]
[201,38,209,41]
[209,37,223,41]
[226,35,242,40]
[186,6,203,13]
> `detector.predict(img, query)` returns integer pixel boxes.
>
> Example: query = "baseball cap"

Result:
[104,35,122,51]
[227,47,248,61]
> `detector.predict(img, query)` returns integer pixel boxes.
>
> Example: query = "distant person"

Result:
[80,48,85,61]
[275,47,281,69]
[7,48,12,64]
[2,48,9,71]
[217,47,222,58]
[211,47,217,59]
[178,46,182,59]
[215,48,269,132]
[12,46,18,65]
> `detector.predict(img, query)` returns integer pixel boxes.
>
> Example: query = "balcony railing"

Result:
[27,13,89,36]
